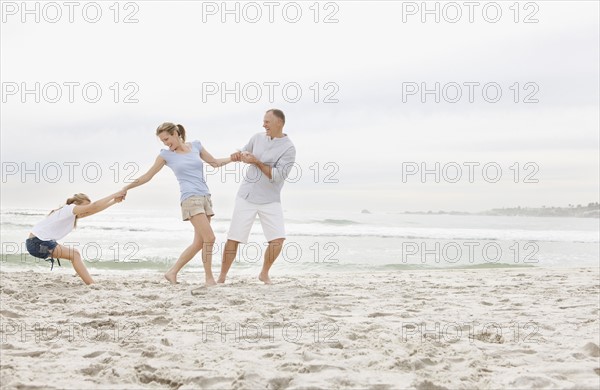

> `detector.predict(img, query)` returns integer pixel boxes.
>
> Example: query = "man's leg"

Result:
[217,197,257,283]
[257,202,286,284]
[258,238,284,284]
[217,239,239,283]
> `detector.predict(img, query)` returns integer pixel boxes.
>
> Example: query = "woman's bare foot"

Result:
[258,273,272,285]
[216,275,226,284]
[164,271,178,284]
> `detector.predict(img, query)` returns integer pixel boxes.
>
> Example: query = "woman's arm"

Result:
[74,190,126,218]
[200,148,232,168]
[123,156,166,192]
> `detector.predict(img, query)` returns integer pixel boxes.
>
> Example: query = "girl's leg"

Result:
[165,213,216,286]
[197,214,216,286]
[51,244,94,285]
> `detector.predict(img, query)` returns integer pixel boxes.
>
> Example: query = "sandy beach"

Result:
[1,267,598,389]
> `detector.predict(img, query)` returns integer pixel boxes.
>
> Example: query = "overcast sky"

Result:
[1,0,598,214]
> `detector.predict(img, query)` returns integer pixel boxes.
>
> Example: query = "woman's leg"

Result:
[51,244,94,285]
[165,213,216,286]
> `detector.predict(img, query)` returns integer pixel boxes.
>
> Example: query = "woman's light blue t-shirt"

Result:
[159,140,210,202]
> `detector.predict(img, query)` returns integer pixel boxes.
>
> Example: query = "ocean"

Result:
[1,208,598,275]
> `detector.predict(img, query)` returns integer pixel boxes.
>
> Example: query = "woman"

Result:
[26,191,126,285]
[123,123,232,286]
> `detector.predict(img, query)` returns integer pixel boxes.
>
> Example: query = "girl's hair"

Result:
[66,193,91,206]
[156,122,186,142]
[49,193,91,228]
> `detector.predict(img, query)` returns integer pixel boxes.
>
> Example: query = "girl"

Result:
[26,191,126,285]
[122,123,232,286]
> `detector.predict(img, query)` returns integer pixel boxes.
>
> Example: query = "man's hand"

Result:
[230,151,242,162]
[240,152,258,165]
[240,152,272,179]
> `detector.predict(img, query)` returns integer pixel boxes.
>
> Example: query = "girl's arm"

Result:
[123,156,166,192]
[200,148,232,168]
[74,190,126,218]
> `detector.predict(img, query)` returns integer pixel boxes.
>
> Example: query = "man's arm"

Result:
[240,146,296,182]
[271,146,296,184]
[241,154,273,179]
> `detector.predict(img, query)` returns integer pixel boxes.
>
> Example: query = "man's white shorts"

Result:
[227,197,286,244]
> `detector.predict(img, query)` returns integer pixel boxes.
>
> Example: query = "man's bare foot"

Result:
[258,273,272,285]
[205,278,217,287]
[164,272,178,284]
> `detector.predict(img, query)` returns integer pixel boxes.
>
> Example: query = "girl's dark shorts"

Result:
[26,236,58,259]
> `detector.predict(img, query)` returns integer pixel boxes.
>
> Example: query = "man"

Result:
[217,109,296,284]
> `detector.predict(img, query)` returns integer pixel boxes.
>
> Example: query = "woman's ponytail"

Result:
[156,122,186,142]
[176,124,186,142]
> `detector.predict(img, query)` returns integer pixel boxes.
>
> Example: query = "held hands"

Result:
[231,151,258,164]
[240,152,258,165]
[230,151,242,162]
[114,189,127,203]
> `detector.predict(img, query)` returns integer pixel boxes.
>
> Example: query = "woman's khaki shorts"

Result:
[181,195,214,221]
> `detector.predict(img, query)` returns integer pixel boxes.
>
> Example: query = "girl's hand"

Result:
[115,189,127,202]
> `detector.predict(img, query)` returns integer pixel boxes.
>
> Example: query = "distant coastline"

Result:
[401,202,600,218]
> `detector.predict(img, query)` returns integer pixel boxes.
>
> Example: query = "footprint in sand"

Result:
[473,332,504,344]
[160,338,172,346]
[191,288,207,296]
[151,316,171,326]
[135,364,183,388]
[134,294,160,300]
[268,376,292,390]
[347,333,361,341]
[72,310,101,319]
[83,351,106,358]
[0,310,21,318]
[367,312,393,318]
[306,292,328,298]
[80,363,106,376]
[276,360,300,371]
[83,319,117,329]
[510,376,554,388]
[134,363,157,373]
[142,349,157,358]
[327,341,344,349]
[298,364,346,373]
[415,380,449,390]
[10,350,46,357]
[583,342,600,357]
